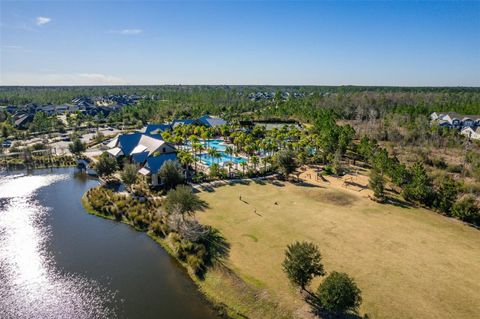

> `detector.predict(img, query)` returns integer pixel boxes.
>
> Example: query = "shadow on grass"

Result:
[201,185,216,193]
[270,180,285,187]
[231,179,251,186]
[306,294,363,319]
[296,181,323,188]
[342,180,367,191]
[385,197,412,209]
[204,228,231,268]
[253,178,266,185]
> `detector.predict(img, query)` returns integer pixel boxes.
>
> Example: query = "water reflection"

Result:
[0,173,117,319]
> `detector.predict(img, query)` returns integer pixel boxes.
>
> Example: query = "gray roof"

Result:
[197,115,227,127]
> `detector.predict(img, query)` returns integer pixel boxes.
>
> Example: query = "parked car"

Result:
[2,140,12,148]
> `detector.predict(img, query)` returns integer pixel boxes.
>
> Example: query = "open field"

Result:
[197,174,480,319]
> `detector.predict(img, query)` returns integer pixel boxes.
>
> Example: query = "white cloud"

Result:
[36,17,51,26]
[0,73,126,86]
[120,29,142,35]
[108,28,143,35]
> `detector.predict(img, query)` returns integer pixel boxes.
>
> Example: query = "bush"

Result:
[446,164,463,174]
[323,165,334,175]
[316,271,362,315]
[451,196,480,226]
[186,254,205,274]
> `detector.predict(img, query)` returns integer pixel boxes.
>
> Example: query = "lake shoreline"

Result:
[81,193,237,319]
[81,189,291,319]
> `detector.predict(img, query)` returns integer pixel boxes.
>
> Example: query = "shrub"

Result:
[451,196,480,226]
[316,271,362,315]
[446,164,463,174]
[186,254,205,274]
[323,165,334,175]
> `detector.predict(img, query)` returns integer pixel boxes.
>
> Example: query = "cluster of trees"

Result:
[362,137,480,226]
[6,85,477,128]
[167,112,354,180]
[86,179,226,275]
[282,241,362,317]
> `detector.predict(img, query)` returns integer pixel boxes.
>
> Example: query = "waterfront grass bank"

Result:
[81,190,293,319]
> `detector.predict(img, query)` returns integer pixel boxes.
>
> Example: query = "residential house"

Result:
[461,127,480,140]
[430,112,480,129]
[13,113,33,128]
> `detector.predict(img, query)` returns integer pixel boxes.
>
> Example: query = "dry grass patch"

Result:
[197,179,480,319]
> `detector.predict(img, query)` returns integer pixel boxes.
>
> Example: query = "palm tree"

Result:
[192,142,203,173]
[251,155,259,171]
[240,162,248,175]
[262,156,271,172]
[207,148,219,163]
[226,161,234,178]
[201,130,209,149]
[225,146,234,161]
[189,135,200,154]
[179,151,194,179]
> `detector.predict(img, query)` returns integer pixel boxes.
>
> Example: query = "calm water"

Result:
[0,168,218,319]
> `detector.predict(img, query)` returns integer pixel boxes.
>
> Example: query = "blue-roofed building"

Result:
[170,115,227,129]
[106,132,178,186]
[171,118,197,129]
[138,153,178,186]
[143,123,171,137]
[107,133,175,158]
[197,115,227,127]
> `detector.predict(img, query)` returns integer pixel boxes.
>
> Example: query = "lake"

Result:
[0,168,218,319]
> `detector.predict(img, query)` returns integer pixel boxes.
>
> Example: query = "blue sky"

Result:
[1,0,479,86]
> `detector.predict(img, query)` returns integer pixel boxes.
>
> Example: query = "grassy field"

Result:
[197,175,480,319]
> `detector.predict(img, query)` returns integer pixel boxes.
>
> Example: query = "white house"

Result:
[461,127,480,140]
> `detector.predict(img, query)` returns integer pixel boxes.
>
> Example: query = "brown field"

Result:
[197,172,480,319]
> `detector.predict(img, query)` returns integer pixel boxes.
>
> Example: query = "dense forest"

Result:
[1,86,480,120]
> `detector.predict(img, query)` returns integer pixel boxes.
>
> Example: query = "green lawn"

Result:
[197,179,480,319]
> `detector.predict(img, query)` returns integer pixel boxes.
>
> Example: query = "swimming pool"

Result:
[197,152,247,166]
[186,139,228,151]
[206,139,227,152]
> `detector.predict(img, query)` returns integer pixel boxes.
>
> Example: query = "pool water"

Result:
[206,139,227,152]
[198,152,247,166]
[186,139,228,152]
